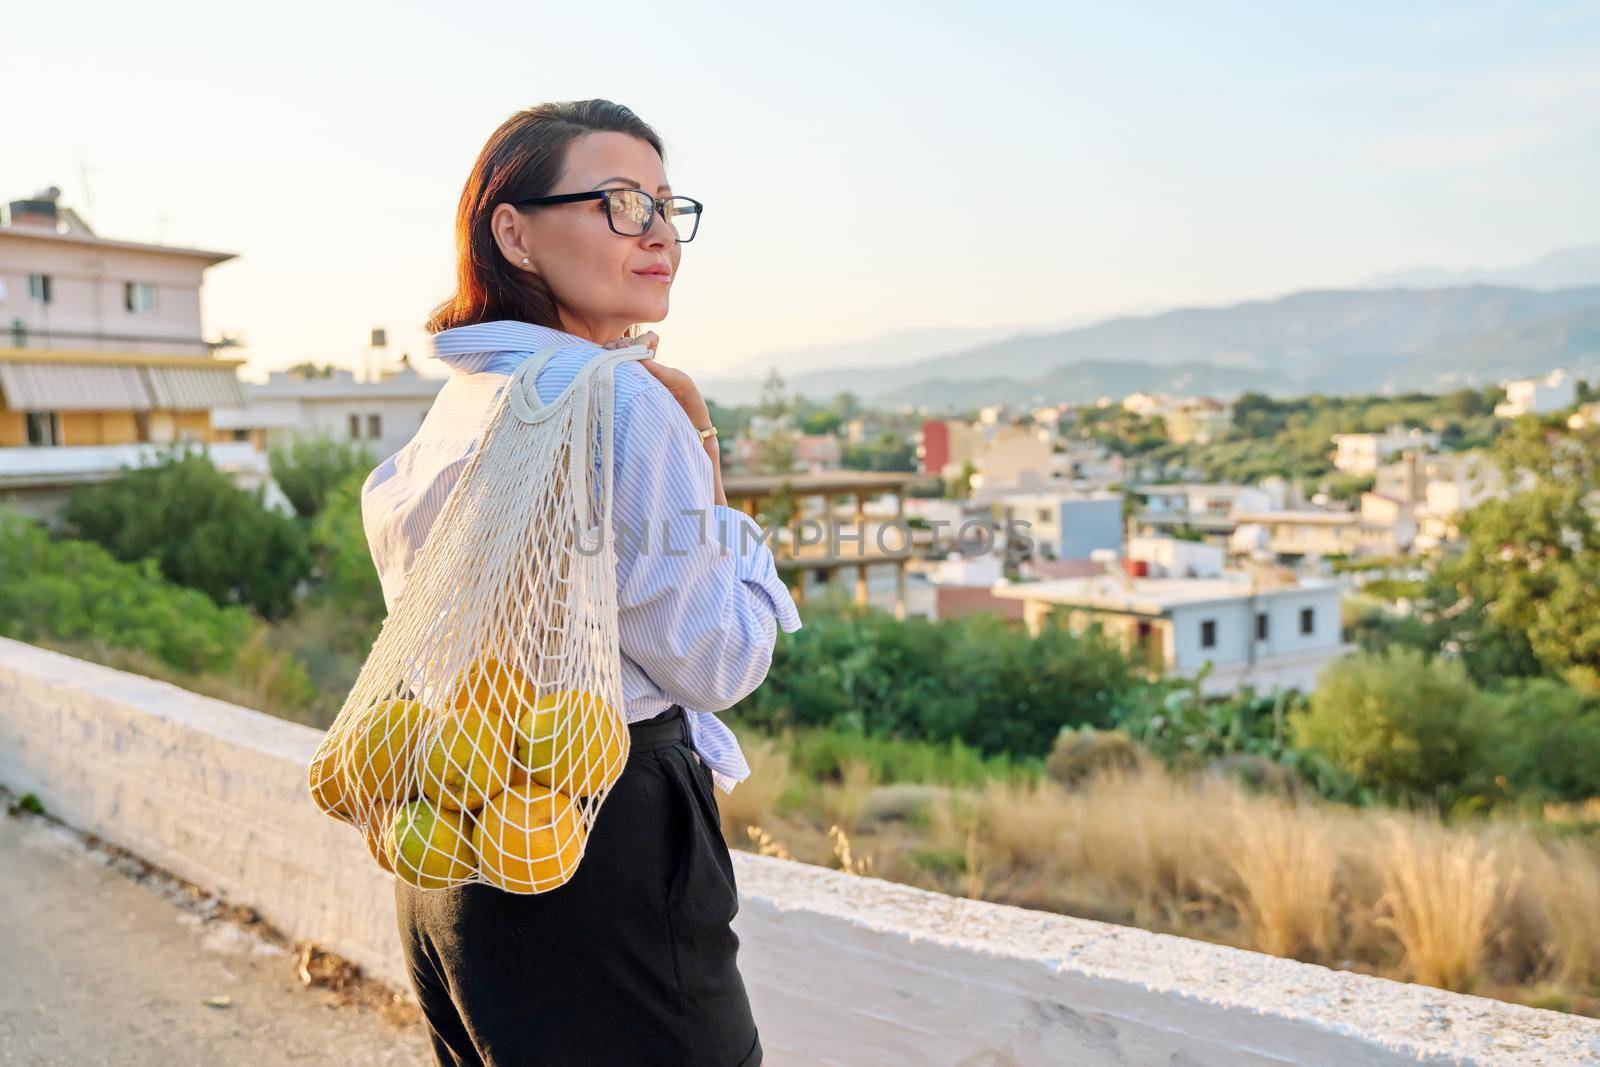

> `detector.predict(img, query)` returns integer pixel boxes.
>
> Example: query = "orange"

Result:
[308,741,354,821]
[348,698,428,803]
[451,656,537,718]
[514,689,625,798]
[359,798,399,874]
[473,783,586,892]
[390,798,476,888]
[420,704,514,812]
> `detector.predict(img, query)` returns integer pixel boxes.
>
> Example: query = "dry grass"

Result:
[819,757,877,836]
[1223,796,1338,961]
[727,748,1600,1014]
[1375,818,1511,992]
[717,736,791,839]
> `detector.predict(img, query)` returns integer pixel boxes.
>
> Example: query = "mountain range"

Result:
[700,245,1600,410]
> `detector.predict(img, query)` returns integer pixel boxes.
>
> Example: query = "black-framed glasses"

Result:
[511,188,703,243]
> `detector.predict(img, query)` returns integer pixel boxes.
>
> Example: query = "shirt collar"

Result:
[429,320,595,370]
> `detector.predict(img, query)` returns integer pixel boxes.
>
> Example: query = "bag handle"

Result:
[505,341,655,543]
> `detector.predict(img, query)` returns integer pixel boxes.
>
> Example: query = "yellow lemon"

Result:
[474,784,585,892]
[515,689,625,798]
[421,704,513,812]
[390,799,476,889]
[349,698,428,803]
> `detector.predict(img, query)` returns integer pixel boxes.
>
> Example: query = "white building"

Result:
[1331,426,1441,475]
[0,187,259,520]
[992,568,1348,695]
[1121,393,1232,444]
[1121,391,1168,419]
[1412,451,1504,551]
[1055,442,1125,489]
[1230,493,1415,561]
[213,358,445,460]
[1496,369,1577,418]
[1128,482,1285,539]
[1127,535,1225,578]
[997,490,1123,560]
[968,424,1054,504]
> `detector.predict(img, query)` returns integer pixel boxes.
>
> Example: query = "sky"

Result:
[5,1,1598,382]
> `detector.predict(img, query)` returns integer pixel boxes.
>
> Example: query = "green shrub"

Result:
[269,436,375,519]
[1489,678,1600,803]
[1289,648,1496,807]
[727,712,1041,788]
[61,446,311,620]
[0,507,256,673]
[307,471,385,634]
[735,606,1152,761]
[1045,726,1149,787]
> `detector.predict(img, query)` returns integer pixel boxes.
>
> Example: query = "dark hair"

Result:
[425,100,666,334]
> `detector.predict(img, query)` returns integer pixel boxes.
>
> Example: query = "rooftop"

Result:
[1234,508,1361,526]
[2,189,234,265]
[242,366,446,401]
[1130,482,1259,496]
[992,570,1336,614]
[723,470,924,497]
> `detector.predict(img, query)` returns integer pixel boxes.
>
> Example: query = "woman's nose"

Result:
[640,205,674,247]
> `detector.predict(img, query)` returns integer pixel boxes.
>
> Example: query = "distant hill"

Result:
[1361,244,1600,291]
[876,361,1296,409]
[697,314,1121,404]
[699,284,1600,411]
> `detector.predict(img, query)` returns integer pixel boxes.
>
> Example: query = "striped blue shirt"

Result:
[360,319,802,793]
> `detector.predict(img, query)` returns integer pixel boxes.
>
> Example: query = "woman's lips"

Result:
[632,270,671,283]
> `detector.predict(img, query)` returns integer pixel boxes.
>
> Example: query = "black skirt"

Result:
[393,705,763,1067]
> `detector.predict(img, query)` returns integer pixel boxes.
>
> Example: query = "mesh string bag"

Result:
[308,341,655,893]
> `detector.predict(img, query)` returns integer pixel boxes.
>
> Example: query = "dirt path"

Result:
[0,806,432,1066]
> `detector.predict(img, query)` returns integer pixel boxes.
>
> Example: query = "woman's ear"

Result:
[489,203,533,271]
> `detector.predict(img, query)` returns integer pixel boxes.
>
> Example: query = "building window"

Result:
[1256,612,1269,641]
[124,281,158,313]
[367,413,382,439]
[25,411,61,446]
[1037,507,1051,523]
[348,413,361,439]
[27,273,52,304]
[1300,607,1315,635]
[1200,618,1217,649]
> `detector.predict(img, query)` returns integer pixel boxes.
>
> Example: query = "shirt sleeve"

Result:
[611,384,802,713]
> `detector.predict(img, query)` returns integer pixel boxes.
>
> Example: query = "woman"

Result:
[359,100,801,1066]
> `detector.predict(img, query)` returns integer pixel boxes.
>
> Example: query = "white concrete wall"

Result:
[2,637,1597,1065]
[1170,585,1341,676]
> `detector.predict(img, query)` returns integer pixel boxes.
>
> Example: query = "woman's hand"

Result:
[602,331,712,430]
[603,330,725,505]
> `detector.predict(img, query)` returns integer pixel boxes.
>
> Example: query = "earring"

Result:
[521,257,530,267]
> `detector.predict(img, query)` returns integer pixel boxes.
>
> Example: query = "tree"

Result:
[0,506,257,673]
[751,368,800,475]
[308,471,387,637]
[62,446,312,620]
[1489,678,1600,802]
[269,435,375,519]
[287,362,336,379]
[842,430,916,472]
[1428,416,1600,689]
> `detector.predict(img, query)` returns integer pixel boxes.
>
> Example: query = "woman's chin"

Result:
[625,298,669,323]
